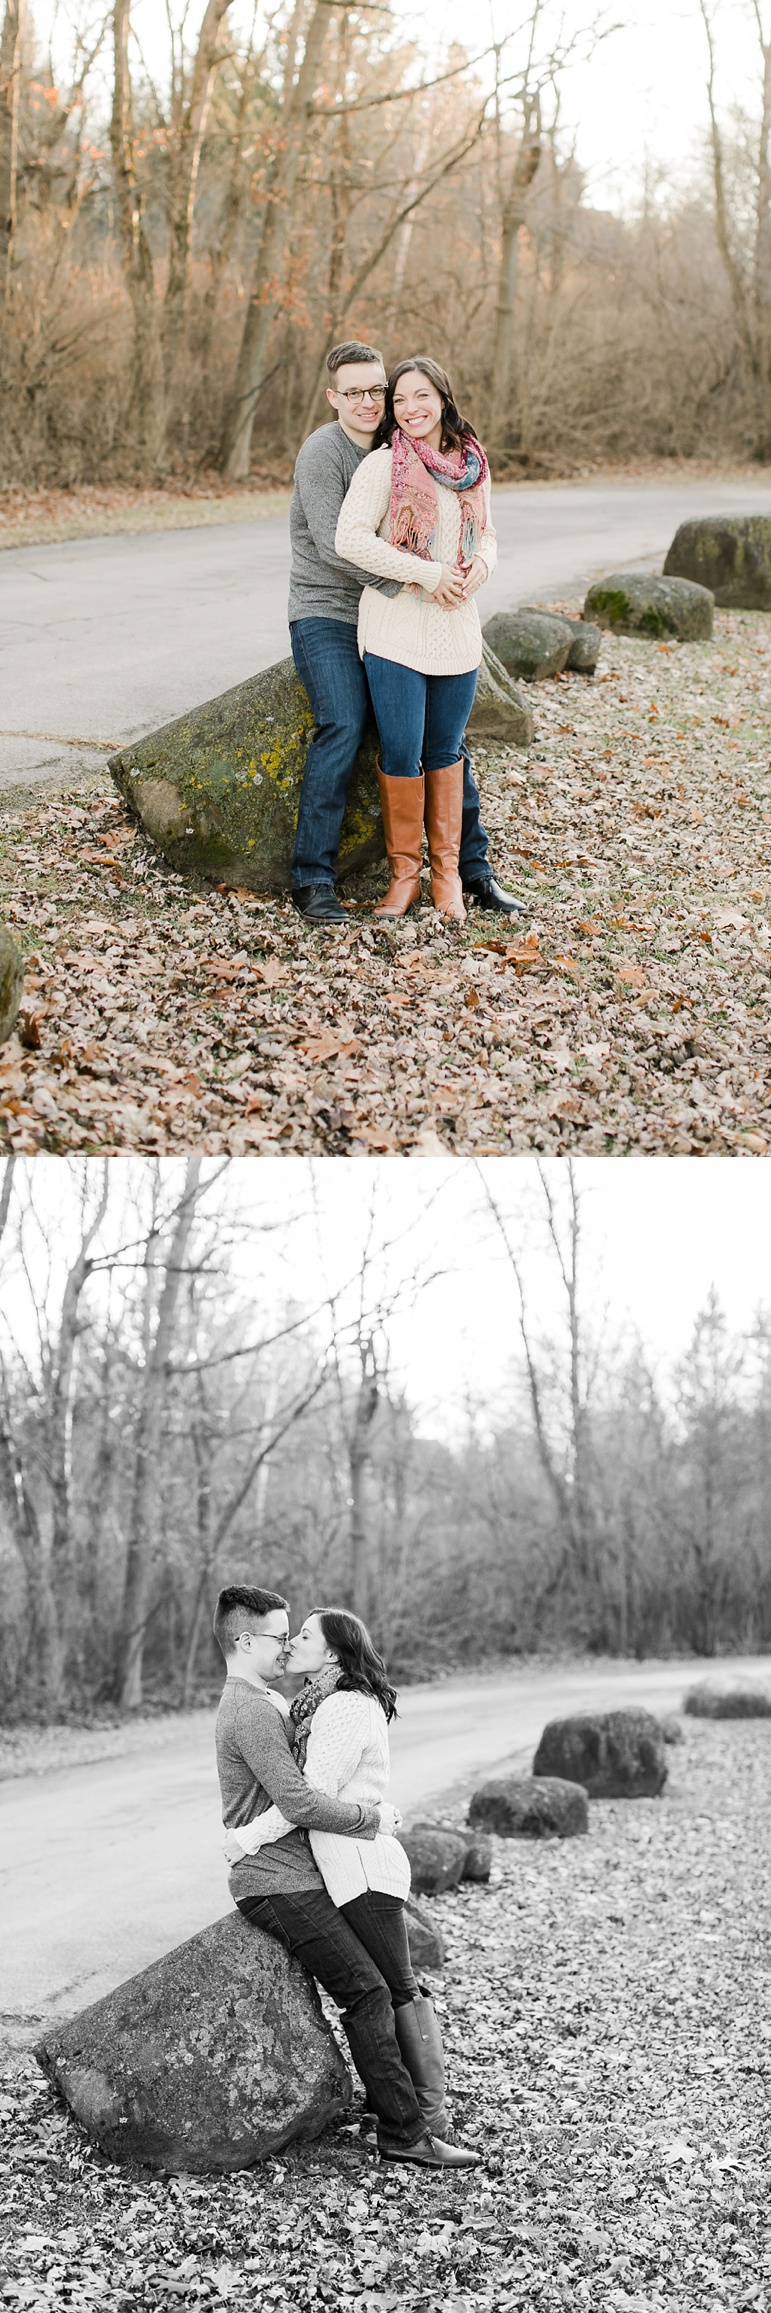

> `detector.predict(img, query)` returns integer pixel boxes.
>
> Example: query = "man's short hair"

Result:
[213,1584,289,1660]
[327,340,384,378]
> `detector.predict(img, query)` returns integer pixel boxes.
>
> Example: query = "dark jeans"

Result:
[237,1886,424,2146]
[340,1891,420,2008]
[289,616,490,888]
[364,654,478,781]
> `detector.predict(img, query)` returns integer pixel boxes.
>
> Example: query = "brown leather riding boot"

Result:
[374,767,425,917]
[394,1992,452,2138]
[424,761,466,921]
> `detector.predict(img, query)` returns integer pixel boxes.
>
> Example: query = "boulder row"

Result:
[0,923,23,1044]
[683,1682,771,1719]
[664,515,771,609]
[35,1911,352,2174]
[110,657,385,897]
[583,571,714,641]
[533,1708,668,1798]
[468,1775,588,1839]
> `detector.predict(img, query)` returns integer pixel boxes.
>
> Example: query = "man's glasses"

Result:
[334,386,386,405]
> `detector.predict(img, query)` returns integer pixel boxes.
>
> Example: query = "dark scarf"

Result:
[290,1664,342,1770]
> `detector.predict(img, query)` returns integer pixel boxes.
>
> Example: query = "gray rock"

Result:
[468,1775,588,1839]
[35,1911,352,2174]
[683,1682,771,1719]
[659,1714,685,1744]
[0,922,23,1044]
[533,1708,668,1798]
[560,616,602,674]
[583,571,713,641]
[410,1818,492,1883]
[110,657,385,897]
[664,515,771,609]
[404,1893,446,1971]
[468,641,534,747]
[482,609,573,682]
[400,1827,469,1894]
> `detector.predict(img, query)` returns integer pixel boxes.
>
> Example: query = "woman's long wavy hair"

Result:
[375,356,480,457]
[312,1606,398,1722]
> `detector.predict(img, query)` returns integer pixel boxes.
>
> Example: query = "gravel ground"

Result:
[1,1718,768,2311]
[2,606,771,1155]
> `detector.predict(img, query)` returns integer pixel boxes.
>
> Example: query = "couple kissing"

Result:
[215,1583,478,2169]
[288,342,527,927]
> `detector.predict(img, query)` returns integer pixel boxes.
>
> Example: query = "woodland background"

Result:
[3,0,771,487]
[1,1154,770,1723]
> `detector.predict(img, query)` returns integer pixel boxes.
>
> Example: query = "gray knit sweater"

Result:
[216,1676,378,1900]
[288,421,398,626]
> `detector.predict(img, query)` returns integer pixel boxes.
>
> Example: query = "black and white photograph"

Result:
[0,1155,769,2308]
[2,0,771,2305]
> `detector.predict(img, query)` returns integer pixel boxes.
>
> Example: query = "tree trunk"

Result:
[47,1167,111,1686]
[118,1160,203,1708]
[110,0,165,465]
[349,1348,379,1621]
[0,0,22,307]
[219,0,336,480]
[488,103,541,458]
[162,0,233,445]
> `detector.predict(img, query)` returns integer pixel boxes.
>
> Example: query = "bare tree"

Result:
[0,0,22,305]
[700,0,771,458]
[110,0,165,461]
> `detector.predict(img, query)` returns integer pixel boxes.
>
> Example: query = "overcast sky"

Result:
[32,0,762,214]
[8,1157,771,1434]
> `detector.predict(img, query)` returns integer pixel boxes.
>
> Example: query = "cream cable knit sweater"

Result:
[334,443,496,677]
[232,1689,411,1906]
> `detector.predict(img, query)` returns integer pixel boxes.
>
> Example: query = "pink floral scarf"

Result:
[389,427,489,573]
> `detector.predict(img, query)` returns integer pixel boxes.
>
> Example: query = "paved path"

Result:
[4,477,771,797]
[1,1653,763,2022]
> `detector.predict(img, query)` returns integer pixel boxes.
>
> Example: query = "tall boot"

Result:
[394,1991,452,2138]
[374,767,425,918]
[424,761,466,921]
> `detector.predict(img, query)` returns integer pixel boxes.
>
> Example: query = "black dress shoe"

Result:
[462,874,529,918]
[291,885,348,924]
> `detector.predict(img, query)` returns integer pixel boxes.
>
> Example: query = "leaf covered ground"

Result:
[3,607,771,1155]
[1,1718,769,2312]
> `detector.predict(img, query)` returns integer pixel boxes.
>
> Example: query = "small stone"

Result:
[683,1683,771,1719]
[559,616,602,674]
[583,571,713,641]
[400,1827,469,1894]
[468,640,534,745]
[0,922,23,1045]
[482,609,573,682]
[664,515,771,608]
[468,1776,588,1839]
[35,1911,352,2174]
[533,1708,668,1797]
[659,1714,685,1744]
[404,1893,446,1971]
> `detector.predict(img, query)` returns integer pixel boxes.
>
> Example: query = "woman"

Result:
[334,356,496,924]
[224,1607,471,2155]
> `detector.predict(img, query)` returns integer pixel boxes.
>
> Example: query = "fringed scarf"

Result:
[389,427,489,574]
[290,1664,342,1770]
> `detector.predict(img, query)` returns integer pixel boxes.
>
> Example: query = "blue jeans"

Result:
[364,654,478,782]
[237,1885,424,2148]
[290,618,490,887]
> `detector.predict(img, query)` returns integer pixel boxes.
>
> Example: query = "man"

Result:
[288,339,526,925]
[213,1582,475,2169]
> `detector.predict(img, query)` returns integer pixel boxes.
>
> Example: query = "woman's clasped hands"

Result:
[433,555,486,609]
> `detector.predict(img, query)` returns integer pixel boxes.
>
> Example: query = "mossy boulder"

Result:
[683,1682,771,1719]
[410,1818,492,1882]
[664,515,771,608]
[110,656,385,896]
[533,1708,668,1798]
[468,643,534,745]
[468,1775,588,1839]
[583,571,714,641]
[483,609,573,682]
[405,1893,446,1971]
[0,923,22,1043]
[35,1910,352,2174]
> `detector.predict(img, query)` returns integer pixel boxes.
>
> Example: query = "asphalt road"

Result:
[2,1653,763,2023]
[4,476,771,798]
